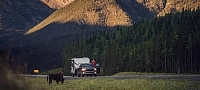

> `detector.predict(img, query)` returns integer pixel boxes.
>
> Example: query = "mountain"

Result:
[136,0,200,16]
[41,0,75,9]
[0,0,53,46]
[36,0,200,37]
[1,0,200,73]
[41,0,200,17]
[24,0,200,43]
[11,0,138,72]
[25,0,134,35]
[157,0,200,16]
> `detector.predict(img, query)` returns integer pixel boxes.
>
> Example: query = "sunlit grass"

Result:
[27,77,200,90]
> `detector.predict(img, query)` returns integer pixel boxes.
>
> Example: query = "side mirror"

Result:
[96,64,99,67]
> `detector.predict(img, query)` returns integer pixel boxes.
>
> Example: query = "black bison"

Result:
[47,72,65,84]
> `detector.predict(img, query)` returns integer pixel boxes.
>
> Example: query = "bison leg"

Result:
[49,79,52,84]
[56,80,59,84]
[61,78,64,83]
[47,75,48,81]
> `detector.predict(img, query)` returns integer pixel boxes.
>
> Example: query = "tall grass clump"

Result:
[0,50,44,90]
[0,63,32,90]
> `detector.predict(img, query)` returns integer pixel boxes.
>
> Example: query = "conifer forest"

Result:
[63,9,200,75]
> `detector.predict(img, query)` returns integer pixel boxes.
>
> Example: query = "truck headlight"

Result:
[94,68,97,71]
[82,68,86,71]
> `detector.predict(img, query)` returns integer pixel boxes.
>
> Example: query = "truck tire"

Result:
[77,70,81,77]
[77,72,80,77]
[81,74,84,77]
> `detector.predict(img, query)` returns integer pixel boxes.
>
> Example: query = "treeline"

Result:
[63,9,200,75]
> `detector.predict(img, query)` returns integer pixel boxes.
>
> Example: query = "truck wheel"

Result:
[77,72,81,77]
[81,74,84,77]
[77,71,80,77]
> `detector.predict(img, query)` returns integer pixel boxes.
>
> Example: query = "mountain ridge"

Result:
[29,0,200,36]
[25,0,132,35]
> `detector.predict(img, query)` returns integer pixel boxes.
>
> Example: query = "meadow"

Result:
[27,77,200,90]
[1,64,199,90]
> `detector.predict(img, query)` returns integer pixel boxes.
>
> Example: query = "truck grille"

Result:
[86,69,94,71]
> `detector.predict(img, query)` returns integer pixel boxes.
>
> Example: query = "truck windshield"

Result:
[81,64,93,67]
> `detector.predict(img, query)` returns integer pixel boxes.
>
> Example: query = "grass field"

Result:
[27,77,200,90]
[1,66,199,90]
[113,72,177,76]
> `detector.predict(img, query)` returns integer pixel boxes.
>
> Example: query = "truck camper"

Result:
[71,57,100,77]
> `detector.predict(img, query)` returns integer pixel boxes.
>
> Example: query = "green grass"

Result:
[27,77,200,90]
[40,68,63,75]
[1,63,199,90]
[113,72,177,76]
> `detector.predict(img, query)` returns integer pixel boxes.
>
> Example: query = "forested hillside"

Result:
[0,0,53,47]
[63,9,200,75]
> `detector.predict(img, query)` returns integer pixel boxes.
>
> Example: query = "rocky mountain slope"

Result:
[121,0,200,16]
[26,0,200,39]
[43,0,200,16]
[41,0,75,9]
[157,0,200,16]
[25,0,133,35]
